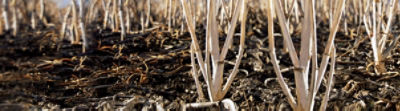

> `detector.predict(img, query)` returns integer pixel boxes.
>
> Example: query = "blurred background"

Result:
[53,0,69,8]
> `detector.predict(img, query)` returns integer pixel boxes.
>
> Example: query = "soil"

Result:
[1,11,400,111]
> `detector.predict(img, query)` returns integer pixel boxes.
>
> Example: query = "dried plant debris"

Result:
[0,0,399,110]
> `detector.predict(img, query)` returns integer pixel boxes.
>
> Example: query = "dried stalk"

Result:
[370,0,384,73]
[2,0,9,31]
[71,0,80,44]
[61,6,72,40]
[181,0,212,101]
[118,0,125,41]
[88,0,99,23]
[78,0,88,52]
[181,0,246,102]
[190,44,204,100]
[68,21,75,43]
[266,0,297,108]
[145,0,150,27]
[141,13,144,33]
[183,99,236,111]
[168,0,172,32]
[117,0,125,56]
[11,0,16,36]
[31,10,36,30]
[380,0,398,59]
[274,0,304,108]
[362,0,398,74]
[124,2,131,34]
[39,0,44,20]
[319,47,336,111]
[112,0,118,32]
[184,101,218,109]
[221,0,247,98]
[311,0,345,110]
[0,13,3,34]
[103,0,111,29]
[270,0,346,110]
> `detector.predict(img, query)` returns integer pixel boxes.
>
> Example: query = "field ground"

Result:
[1,3,400,111]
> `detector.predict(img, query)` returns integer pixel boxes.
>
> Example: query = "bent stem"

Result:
[190,44,205,100]
[270,0,346,110]
[266,0,296,108]
[181,0,246,102]
[319,47,336,111]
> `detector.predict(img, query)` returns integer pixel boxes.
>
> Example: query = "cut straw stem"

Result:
[267,0,296,108]
[61,6,72,40]
[78,0,87,52]
[39,0,44,20]
[190,44,205,100]
[103,0,111,29]
[11,0,17,36]
[221,0,247,98]
[311,0,346,107]
[2,0,9,30]
[118,0,125,41]
[319,47,336,111]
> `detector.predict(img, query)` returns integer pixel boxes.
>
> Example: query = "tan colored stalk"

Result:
[31,11,36,30]
[212,0,243,100]
[190,44,204,100]
[311,0,346,110]
[203,0,212,98]
[370,1,382,73]
[145,0,150,27]
[61,6,72,40]
[103,0,111,29]
[0,14,3,34]
[2,0,9,31]
[165,0,168,19]
[71,0,80,44]
[184,99,236,110]
[181,0,246,102]
[168,0,172,32]
[181,0,212,101]
[363,0,386,74]
[184,101,218,109]
[11,8,16,35]
[172,0,177,31]
[78,0,88,52]
[117,0,125,56]
[270,0,346,110]
[319,47,336,111]
[141,13,144,33]
[266,0,296,108]
[101,0,106,12]
[118,0,125,41]
[298,0,317,108]
[112,0,118,32]
[383,35,400,58]
[68,20,75,43]
[381,0,398,59]
[206,0,220,101]
[125,7,131,34]
[221,0,247,98]
[39,0,44,21]
[274,0,304,109]
[88,0,99,23]
[361,0,399,74]
[180,10,185,35]
[11,0,16,36]
[273,0,300,69]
